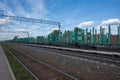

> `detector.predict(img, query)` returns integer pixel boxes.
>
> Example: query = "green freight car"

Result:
[15,37,35,43]
[72,27,84,45]
[28,37,35,43]
[36,36,44,44]
[99,26,107,44]
[48,30,62,44]
[85,28,91,44]
[62,30,72,44]
[10,24,120,46]
[36,36,49,44]
[48,33,55,44]
[72,31,75,44]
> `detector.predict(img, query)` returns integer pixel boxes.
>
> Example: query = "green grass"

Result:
[2,45,35,80]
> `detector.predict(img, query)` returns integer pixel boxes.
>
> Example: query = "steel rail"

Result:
[36,47,120,64]
[19,44,120,67]
[25,44,120,56]
[6,47,39,80]
[10,47,79,80]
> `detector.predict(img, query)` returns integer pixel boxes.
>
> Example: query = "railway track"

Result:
[17,44,120,67]
[25,44,120,57]
[4,43,120,80]
[6,46,78,80]
[35,47,120,66]
[8,49,39,80]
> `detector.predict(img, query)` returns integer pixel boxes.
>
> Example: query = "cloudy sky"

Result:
[0,0,120,41]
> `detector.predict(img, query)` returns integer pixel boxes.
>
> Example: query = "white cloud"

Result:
[14,28,27,31]
[29,25,40,30]
[52,27,59,30]
[25,0,49,19]
[96,18,120,30]
[0,1,15,27]
[95,18,120,34]
[0,17,14,27]
[65,19,72,24]
[101,18,120,25]
[78,21,94,28]
[0,0,51,40]
[44,27,50,30]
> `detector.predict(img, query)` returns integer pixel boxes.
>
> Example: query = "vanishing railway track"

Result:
[35,47,120,66]
[6,46,78,80]
[4,43,120,80]
[18,44,120,67]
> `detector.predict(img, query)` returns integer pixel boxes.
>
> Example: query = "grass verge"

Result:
[1,45,35,80]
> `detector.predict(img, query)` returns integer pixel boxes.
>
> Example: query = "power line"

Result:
[0,12,61,28]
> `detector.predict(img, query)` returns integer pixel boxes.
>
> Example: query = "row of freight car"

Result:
[48,25,120,45]
[12,25,120,46]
